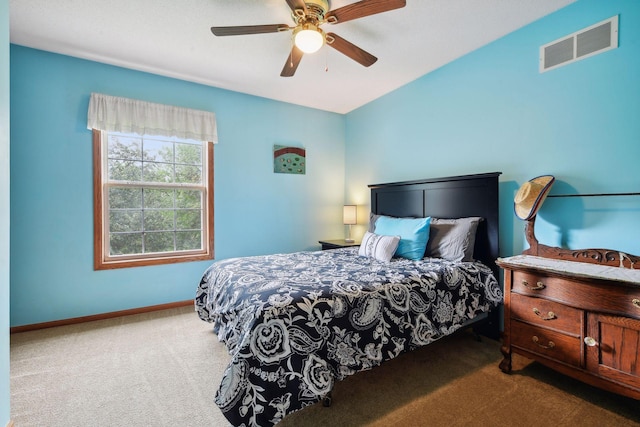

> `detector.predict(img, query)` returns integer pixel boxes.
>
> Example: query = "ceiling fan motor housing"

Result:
[292,0,330,24]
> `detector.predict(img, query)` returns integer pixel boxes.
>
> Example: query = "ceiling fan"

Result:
[210,0,407,77]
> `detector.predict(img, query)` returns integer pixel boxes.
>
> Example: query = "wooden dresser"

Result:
[498,220,640,399]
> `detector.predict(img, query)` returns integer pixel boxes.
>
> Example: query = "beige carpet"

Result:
[10,306,640,427]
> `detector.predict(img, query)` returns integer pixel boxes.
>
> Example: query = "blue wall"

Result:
[9,0,640,332]
[9,47,346,326]
[1,0,10,421]
[345,0,640,258]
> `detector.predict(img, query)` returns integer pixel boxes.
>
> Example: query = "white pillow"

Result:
[358,231,401,262]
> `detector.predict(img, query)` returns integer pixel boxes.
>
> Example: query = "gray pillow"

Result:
[425,217,483,262]
[368,213,381,233]
[358,231,400,262]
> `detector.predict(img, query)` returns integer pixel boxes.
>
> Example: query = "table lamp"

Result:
[343,205,357,243]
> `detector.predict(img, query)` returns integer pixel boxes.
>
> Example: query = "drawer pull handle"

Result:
[532,335,555,349]
[584,337,598,347]
[522,280,545,290]
[633,298,640,309]
[532,308,556,320]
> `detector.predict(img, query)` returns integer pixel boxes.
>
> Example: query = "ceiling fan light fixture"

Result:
[294,24,324,54]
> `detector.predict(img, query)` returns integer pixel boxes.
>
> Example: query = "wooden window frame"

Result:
[93,129,214,270]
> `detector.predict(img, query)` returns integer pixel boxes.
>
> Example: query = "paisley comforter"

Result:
[195,247,502,426]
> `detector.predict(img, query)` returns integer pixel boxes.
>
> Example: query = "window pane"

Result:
[144,188,174,209]
[175,142,202,165]
[110,210,142,232]
[176,231,201,251]
[144,139,174,163]
[176,189,202,209]
[143,161,174,183]
[108,135,142,161]
[109,188,142,209]
[145,232,175,253]
[175,164,202,184]
[110,232,143,255]
[176,209,201,230]
[109,160,142,181]
[144,210,174,231]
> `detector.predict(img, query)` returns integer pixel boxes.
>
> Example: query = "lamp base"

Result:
[345,223,355,244]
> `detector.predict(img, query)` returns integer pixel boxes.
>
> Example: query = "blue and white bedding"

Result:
[195,247,502,426]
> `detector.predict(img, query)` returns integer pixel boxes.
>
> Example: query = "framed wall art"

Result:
[273,145,306,175]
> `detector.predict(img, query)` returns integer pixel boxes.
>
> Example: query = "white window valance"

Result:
[87,93,218,143]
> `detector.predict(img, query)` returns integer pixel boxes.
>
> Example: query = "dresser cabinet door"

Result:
[585,313,640,390]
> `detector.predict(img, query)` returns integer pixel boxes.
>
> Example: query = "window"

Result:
[93,130,214,269]
[87,92,217,269]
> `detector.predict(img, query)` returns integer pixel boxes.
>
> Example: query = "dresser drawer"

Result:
[511,320,582,367]
[511,293,583,335]
[511,270,578,301]
[511,270,640,318]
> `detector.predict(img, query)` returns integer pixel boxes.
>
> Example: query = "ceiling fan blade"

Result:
[326,0,406,24]
[285,0,307,15]
[281,46,304,77]
[326,33,377,67]
[211,24,290,36]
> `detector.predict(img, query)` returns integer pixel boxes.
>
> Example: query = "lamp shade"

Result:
[343,205,357,225]
[294,24,324,53]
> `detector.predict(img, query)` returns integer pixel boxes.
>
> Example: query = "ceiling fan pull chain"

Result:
[325,47,329,72]
[289,36,294,67]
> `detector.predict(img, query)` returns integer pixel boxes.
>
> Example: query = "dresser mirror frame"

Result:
[522,217,640,269]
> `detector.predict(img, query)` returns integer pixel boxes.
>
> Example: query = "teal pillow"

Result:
[374,216,431,260]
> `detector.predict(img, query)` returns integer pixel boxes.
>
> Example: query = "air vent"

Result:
[540,15,618,73]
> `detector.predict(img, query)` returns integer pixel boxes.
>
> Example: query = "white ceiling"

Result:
[9,0,575,114]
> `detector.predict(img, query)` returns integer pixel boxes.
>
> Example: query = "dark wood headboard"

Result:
[369,172,501,275]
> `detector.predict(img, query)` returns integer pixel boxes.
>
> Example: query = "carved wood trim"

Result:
[522,217,640,270]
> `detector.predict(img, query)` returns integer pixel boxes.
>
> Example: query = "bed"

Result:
[195,172,503,426]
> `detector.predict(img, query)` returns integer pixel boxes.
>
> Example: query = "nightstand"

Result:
[318,239,360,250]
